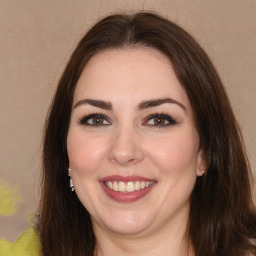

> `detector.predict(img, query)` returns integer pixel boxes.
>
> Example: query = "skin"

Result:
[67,47,205,256]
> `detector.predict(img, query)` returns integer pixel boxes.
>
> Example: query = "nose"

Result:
[108,125,144,166]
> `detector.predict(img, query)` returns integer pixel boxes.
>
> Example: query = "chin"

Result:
[97,211,154,236]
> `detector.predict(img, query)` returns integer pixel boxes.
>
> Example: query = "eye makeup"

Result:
[143,113,177,128]
[78,112,111,126]
[78,112,177,129]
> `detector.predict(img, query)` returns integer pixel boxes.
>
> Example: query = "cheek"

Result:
[67,131,108,175]
[145,130,200,208]
[146,130,199,175]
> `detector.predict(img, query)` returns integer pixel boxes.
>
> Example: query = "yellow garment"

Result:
[0,227,41,256]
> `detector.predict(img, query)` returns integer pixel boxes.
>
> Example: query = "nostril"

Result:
[109,147,144,165]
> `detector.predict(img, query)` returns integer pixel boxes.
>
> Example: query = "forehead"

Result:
[74,47,191,111]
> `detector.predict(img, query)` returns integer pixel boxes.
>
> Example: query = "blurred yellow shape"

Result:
[0,227,41,256]
[0,184,20,216]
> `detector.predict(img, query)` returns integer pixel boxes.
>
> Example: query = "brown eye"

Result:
[145,113,177,127]
[79,113,111,126]
[153,116,167,126]
[92,116,104,125]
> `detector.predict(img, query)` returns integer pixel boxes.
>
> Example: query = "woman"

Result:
[38,12,256,256]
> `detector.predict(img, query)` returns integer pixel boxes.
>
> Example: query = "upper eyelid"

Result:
[78,113,111,124]
[73,102,184,119]
[144,113,177,123]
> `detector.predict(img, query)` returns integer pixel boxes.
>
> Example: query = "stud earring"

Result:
[200,168,206,176]
[68,167,74,192]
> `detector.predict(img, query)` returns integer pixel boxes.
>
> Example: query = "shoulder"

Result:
[0,227,41,256]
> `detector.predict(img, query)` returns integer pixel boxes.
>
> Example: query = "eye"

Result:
[144,113,177,127]
[79,113,111,126]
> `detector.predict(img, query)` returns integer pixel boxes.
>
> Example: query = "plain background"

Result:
[0,0,255,241]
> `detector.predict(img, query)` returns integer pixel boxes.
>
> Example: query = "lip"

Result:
[99,175,157,203]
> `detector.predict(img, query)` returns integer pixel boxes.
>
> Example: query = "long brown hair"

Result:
[38,12,256,256]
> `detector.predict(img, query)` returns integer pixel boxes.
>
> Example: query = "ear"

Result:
[196,149,206,176]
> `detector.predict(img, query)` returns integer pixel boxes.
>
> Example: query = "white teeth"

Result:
[113,181,118,191]
[145,181,151,187]
[104,181,154,193]
[135,181,140,191]
[119,181,126,192]
[126,182,134,192]
[107,181,113,189]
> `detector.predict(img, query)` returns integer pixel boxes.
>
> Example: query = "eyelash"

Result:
[79,112,111,126]
[78,112,177,128]
[144,113,177,127]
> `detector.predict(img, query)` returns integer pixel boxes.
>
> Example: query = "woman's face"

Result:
[67,47,205,237]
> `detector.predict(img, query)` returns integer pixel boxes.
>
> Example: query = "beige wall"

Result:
[0,0,255,241]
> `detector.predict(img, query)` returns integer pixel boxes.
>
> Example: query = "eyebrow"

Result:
[73,99,112,110]
[73,98,186,111]
[138,98,186,111]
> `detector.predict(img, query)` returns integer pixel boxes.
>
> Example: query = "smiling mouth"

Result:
[104,181,154,193]
[99,175,156,202]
